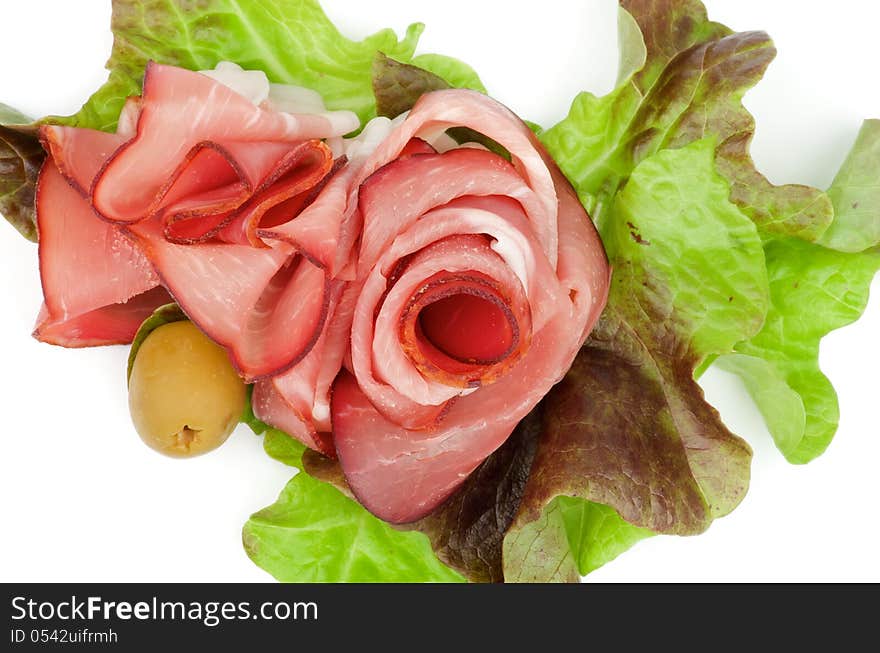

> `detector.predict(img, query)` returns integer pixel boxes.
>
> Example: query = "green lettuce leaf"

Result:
[718,240,880,463]
[0,104,43,242]
[263,427,307,468]
[409,53,486,94]
[505,497,653,582]
[53,0,483,132]
[712,353,806,456]
[244,471,465,583]
[817,120,880,253]
[243,429,464,583]
[555,498,653,577]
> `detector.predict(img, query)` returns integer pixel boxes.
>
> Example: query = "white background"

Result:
[0,0,878,582]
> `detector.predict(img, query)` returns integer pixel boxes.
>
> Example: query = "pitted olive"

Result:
[128,320,246,457]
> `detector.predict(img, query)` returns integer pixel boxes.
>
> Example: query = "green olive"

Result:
[128,320,246,458]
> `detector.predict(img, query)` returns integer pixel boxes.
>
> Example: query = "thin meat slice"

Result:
[92,62,358,223]
[154,140,291,244]
[216,139,335,248]
[149,141,257,241]
[387,245,531,393]
[253,280,360,455]
[35,161,164,347]
[350,89,560,269]
[259,150,362,276]
[356,148,545,276]
[252,379,334,455]
[252,282,349,456]
[334,218,606,524]
[258,121,420,277]
[398,137,436,157]
[368,235,531,408]
[33,287,172,347]
[129,218,329,381]
[116,139,336,246]
[39,126,127,194]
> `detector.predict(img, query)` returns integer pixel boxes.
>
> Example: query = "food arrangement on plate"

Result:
[1,0,878,583]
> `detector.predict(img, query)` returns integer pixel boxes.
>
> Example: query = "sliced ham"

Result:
[333,304,592,523]
[33,287,172,348]
[252,282,352,456]
[330,89,610,523]
[91,62,357,224]
[127,218,328,381]
[216,140,335,248]
[258,117,415,277]
[39,125,126,194]
[356,148,547,277]
[35,62,364,389]
[125,139,348,380]
[34,159,169,347]
[346,89,560,270]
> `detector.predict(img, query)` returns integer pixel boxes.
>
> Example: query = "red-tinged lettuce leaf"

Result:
[373,53,451,120]
[541,0,831,240]
[51,0,484,132]
[0,103,42,242]
[502,139,763,582]
[372,54,508,158]
[372,53,486,120]
[716,120,880,463]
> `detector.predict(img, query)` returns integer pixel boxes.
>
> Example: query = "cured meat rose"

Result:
[33,59,609,526]
[326,90,611,523]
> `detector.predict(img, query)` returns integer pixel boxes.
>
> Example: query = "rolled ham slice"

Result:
[328,89,610,523]
[34,127,170,348]
[91,62,358,224]
[252,281,353,457]
[33,287,172,348]
[128,218,330,381]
